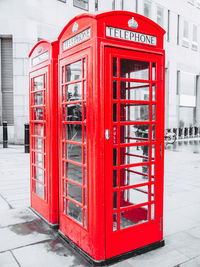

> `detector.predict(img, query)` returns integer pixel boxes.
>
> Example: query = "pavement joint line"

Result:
[9,250,21,267]
[0,239,53,254]
[174,254,200,266]
[0,193,13,209]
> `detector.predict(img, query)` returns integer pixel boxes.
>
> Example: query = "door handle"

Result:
[105,129,110,140]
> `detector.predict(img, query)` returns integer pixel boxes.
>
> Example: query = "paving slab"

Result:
[179,256,200,267]
[0,208,37,228]
[0,251,19,267]
[12,237,89,267]
[0,219,54,252]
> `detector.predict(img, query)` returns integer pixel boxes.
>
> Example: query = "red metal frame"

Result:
[29,40,59,225]
[58,11,165,261]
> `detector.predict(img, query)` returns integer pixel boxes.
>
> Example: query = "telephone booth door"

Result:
[105,47,164,258]
[29,41,59,226]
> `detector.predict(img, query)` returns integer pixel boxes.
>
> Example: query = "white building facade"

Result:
[0,0,200,143]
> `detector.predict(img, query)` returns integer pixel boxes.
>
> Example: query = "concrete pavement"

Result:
[0,141,200,267]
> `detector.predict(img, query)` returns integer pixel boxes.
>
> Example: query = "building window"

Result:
[192,24,198,51]
[122,0,136,11]
[167,10,170,41]
[143,0,151,18]
[183,20,189,48]
[58,0,66,2]
[112,0,115,10]
[156,5,164,26]
[95,0,98,10]
[73,0,89,11]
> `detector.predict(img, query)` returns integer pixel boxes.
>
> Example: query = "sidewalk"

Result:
[0,141,200,267]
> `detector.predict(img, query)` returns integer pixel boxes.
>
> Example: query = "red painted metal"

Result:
[29,40,59,225]
[58,11,165,261]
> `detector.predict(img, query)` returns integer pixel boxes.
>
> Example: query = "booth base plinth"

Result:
[58,230,165,266]
[29,207,59,229]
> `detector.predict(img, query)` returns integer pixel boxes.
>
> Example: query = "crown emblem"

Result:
[72,22,78,33]
[128,17,138,29]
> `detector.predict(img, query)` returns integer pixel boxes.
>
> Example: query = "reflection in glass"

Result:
[67,200,83,224]
[120,124,149,144]
[67,124,82,142]
[120,145,149,165]
[67,182,82,204]
[34,75,44,91]
[84,209,87,228]
[113,191,117,209]
[152,63,156,80]
[120,104,149,122]
[35,138,43,151]
[152,104,156,121]
[120,205,148,229]
[67,144,82,163]
[120,186,148,207]
[66,162,82,184]
[152,145,155,161]
[67,82,82,101]
[120,82,150,101]
[113,170,117,188]
[34,108,44,120]
[113,81,117,99]
[152,84,156,101]
[151,164,155,181]
[113,213,117,231]
[120,165,149,187]
[35,182,44,199]
[34,124,44,136]
[35,153,43,167]
[151,204,155,220]
[113,57,117,77]
[66,104,82,121]
[35,167,44,182]
[34,92,43,105]
[151,184,155,201]
[66,60,82,82]
[152,125,155,141]
[120,59,149,80]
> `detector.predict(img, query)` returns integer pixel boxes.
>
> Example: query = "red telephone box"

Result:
[29,40,59,226]
[58,11,165,264]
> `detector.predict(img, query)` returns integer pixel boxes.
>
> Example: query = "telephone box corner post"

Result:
[3,121,8,148]
[24,123,30,153]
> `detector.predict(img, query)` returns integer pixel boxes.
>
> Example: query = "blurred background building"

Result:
[0,0,200,143]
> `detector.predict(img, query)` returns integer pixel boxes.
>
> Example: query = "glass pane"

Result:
[152,63,156,80]
[151,184,155,201]
[63,198,66,214]
[120,186,149,207]
[120,82,150,101]
[67,200,83,224]
[84,168,87,186]
[63,143,65,158]
[152,84,156,101]
[120,104,149,122]
[120,59,149,80]
[66,60,82,82]
[34,108,44,120]
[113,213,117,231]
[63,179,66,195]
[152,124,155,141]
[35,153,43,167]
[66,104,82,121]
[120,145,149,165]
[84,80,87,100]
[120,205,148,229]
[84,209,87,228]
[152,104,156,121]
[34,124,44,136]
[152,145,155,161]
[120,124,149,144]
[35,182,44,199]
[113,148,117,166]
[66,124,82,142]
[67,144,82,163]
[113,57,117,77]
[113,81,117,99]
[84,125,86,143]
[151,204,155,220]
[113,192,117,209]
[83,58,86,78]
[35,167,44,182]
[67,82,82,101]
[66,162,82,184]
[120,165,149,187]
[67,182,82,204]
[34,75,44,91]
[34,92,43,105]
[113,104,117,122]
[84,146,87,164]
[151,164,155,181]
[35,138,43,151]
[113,170,117,188]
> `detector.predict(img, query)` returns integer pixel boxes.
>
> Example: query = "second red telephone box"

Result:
[58,11,165,264]
[29,40,59,226]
